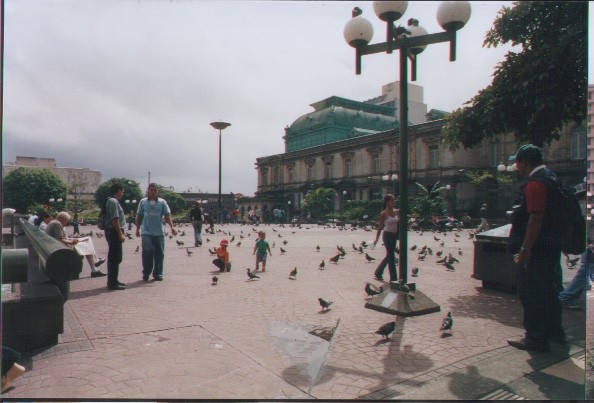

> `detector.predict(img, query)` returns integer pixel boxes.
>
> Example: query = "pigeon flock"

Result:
[83,219,579,346]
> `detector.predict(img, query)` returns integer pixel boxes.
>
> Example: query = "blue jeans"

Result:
[192,221,202,246]
[559,251,591,303]
[142,235,165,278]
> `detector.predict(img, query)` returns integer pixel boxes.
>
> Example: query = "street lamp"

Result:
[210,121,231,224]
[382,173,399,199]
[345,2,470,286]
[497,162,506,172]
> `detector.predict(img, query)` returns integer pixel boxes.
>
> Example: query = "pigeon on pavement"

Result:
[186,248,193,256]
[319,260,326,270]
[440,311,453,334]
[329,254,341,264]
[365,253,376,262]
[247,268,260,281]
[318,297,333,311]
[211,276,218,286]
[365,283,384,297]
[289,267,297,279]
[375,321,396,339]
[411,267,419,277]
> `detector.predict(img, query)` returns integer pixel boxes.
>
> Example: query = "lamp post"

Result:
[382,173,399,200]
[210,121,231,224]
[344,1,470,285]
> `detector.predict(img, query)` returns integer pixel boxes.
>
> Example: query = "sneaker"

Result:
[91,271,106,278]
[507,337,549,352]
[154,276,163,281]
[143,275,149,282]
[94,258,106,268]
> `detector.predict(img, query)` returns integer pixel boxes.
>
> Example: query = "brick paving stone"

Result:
[2,223,586,400]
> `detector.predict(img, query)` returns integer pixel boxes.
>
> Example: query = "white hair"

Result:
[56,211,71,222]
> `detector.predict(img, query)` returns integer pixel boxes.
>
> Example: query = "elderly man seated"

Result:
[45,211,106,277]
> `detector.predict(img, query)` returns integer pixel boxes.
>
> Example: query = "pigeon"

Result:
[375,321,396,339]
[319,260,326,270]
[280,247,286,254]
[230,236,235,242]
[567,256,580,268]
[208,248,216,256]
[458,249,463,256]
[411,267,419,277]
[329,254,341,264]
[440,312,453,333]
[236,242,242,247]
[283,240,288,245]
[134,245,140,254]
[399,281,415,300]
[186,248,193,256]
[443,262,456,271]
[211,276,218,286]
[316,245,320,252]
[434,236,441,241]
[318,297,333,311]
[436,251,443,257]
[410,245,417,251]
[365,283,384,297]
[289,267,297,279]
[365,253,376,262]
[352,243,358,251]
[125,233,133,240]
[352,6,363,17]
[247,268,260,281]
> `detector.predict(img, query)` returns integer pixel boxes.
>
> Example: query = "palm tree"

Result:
[410,181,447,222]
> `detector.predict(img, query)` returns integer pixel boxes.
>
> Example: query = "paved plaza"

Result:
[1,222,590,400]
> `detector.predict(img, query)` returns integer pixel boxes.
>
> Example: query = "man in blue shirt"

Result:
[136,183,177,282]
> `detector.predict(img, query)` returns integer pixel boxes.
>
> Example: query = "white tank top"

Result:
[384,215,399,233]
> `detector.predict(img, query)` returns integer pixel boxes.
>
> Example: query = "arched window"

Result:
[570,125,587,159]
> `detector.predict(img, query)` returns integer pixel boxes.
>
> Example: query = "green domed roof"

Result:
[285,96,398,152]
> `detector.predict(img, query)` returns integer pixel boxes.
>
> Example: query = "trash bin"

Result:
[473,224,517,292]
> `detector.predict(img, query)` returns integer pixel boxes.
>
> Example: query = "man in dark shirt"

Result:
[190,202,203,247]
[507,144,565,352]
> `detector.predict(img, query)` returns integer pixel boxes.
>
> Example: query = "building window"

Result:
[345,160,352,177]
[428,144,440,168]
[325,163,332,179]
[570,125,587,159]
[372,156,380,174]
[273,166,280,184]
[307,164,314,181]
[261,169,268,186]
[488,140,502,167]
[288,167,294,183]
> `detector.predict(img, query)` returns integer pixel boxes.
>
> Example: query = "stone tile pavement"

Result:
[1,222,586,400]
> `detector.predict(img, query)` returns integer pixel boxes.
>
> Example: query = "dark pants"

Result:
[213,258,231,272]
[517,247,564,344]
[375,231,398,282]
[106,229,123,286]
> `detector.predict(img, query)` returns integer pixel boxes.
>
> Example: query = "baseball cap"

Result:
[220,239,229,246]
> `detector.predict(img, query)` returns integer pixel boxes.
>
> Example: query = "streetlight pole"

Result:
[344,1,471,286]
[210,121,231,224]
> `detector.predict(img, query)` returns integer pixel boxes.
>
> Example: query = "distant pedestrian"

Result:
[190,201,204,247]
[71,213,80,236]
[253,231,272,271]
[213,239,231,272]
[476,204,489,233]
[104,183,127,290]
[136,183,177,282]
[127,210,135,231]
[508,144,565,352]
[461,212,472,228]
[373,194,399,282]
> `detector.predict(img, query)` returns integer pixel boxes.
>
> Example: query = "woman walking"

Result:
[373,194,399,283]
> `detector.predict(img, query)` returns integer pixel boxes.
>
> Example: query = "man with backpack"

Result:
[507,144,567,352]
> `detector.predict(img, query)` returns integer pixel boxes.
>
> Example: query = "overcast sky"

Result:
[2,1,588,196]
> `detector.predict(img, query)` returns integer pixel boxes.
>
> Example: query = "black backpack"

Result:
[535,176,586,255]
[97,199,108,230]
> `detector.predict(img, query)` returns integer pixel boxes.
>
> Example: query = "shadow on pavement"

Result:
[446,286,523,327]
[446,365,504,399]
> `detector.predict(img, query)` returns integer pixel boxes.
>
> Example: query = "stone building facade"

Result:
[253,82,586,220]
[3,156,102,200]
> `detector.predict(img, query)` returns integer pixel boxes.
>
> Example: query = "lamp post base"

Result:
[364,282,440,317]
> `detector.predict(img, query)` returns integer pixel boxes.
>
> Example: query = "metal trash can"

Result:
[473,224,517,292]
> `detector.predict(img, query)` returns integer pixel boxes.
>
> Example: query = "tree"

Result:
[155,187,190,215]
[94,178,143,213]
[410,181,447,221]
[3,167,68,213]
[442,2,587,150]
[302,187,337,219]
